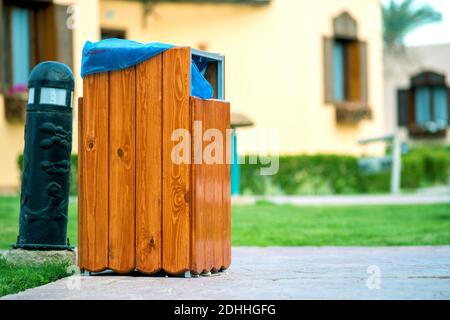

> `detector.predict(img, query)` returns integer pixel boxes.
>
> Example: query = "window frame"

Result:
[332,37,363,104]
[101,28,127,40]
[0,1,73,95]
[1,1,41,94]
[323,11,370,124]
[397,71,450,138]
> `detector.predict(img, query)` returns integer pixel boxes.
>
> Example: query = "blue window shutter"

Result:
[11,8,30,86]
[397,89,410,127]
[333,41,345,102]
[415,88,431,124]
[433,87,448,125]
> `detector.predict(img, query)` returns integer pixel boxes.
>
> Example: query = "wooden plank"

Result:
[203,101,214,272]
[77,97,84,269]
[109,68,136,273]
[190,98,206,274]
[190,99,198,273]
[80,74,109,272]
[214,101,225,271]
[221,101,232,269]
[212,101,223,271]
[136,56,163,274]
[191,98,231,272]
[162,48,191,274]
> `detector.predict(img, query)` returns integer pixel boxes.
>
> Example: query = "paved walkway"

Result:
[233,194,450,206]
[3,247,450,300]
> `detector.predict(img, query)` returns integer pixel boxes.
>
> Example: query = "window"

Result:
[11,7,30,87]
[101,28,126,40]
[398,71,450,138]
[333,40,345,102]
[323,12,370,123]
[0,1,73,93]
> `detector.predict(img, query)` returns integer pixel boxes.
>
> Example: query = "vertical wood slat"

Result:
[80,74,109,272]
[190,98,206,274]
[190,98,231,273]
[77,97,84,269]
[162,48,191,274]
[212,101,223,271]
[222,102,232,270]
[204,101,214,272]
[190,100,200,273]
[109,68,136,273]
[136,56,163,273]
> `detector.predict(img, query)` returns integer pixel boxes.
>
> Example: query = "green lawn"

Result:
[1,195,449,297]
[0,195,449,248]
[0,256,70,297]
[0,196,78,249]
[0,196,77,297]
[233,201,450,246]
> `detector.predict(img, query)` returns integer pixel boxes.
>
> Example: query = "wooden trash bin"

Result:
[78,47,231,275]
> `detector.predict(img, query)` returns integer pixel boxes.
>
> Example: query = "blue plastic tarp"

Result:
[81,39,213,99]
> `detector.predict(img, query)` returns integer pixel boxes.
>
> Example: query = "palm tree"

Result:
[382,0,443,50]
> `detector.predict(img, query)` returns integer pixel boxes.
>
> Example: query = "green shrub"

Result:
[241,154,370,195]
[411,147,448,184]
[17,154,78,196]
[401,153,424,189]
[240,147,449,195]
[16,145,449,196]
[400,145,449,188]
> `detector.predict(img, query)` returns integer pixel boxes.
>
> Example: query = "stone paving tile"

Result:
[2,247,450,300]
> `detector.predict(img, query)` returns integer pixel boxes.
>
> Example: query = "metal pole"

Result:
[391,133,402,194]
[231,129,240,196]
[358,133,402,195]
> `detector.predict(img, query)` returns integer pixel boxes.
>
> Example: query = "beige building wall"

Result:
[0,0,384,190]
[0,0,100,191]
[99,0,384,156]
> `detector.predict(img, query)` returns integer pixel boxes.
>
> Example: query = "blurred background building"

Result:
[384,44,450,145]
[383,0,450,146]
[0,0,385,192]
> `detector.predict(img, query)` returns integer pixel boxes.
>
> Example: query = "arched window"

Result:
[398,71,449,138]
[323,12,370,124]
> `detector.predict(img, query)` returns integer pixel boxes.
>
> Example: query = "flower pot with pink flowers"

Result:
[4,84,28,123]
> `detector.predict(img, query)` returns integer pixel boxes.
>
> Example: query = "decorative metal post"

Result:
[14,61,74,250]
